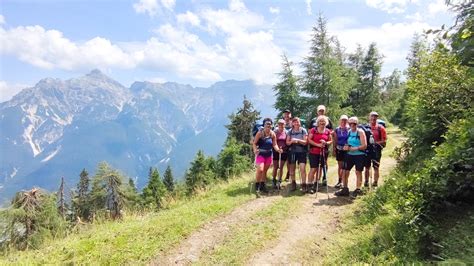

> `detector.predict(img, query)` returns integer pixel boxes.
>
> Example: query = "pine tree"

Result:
[72,168,91,221]
[185,150,214,195]
[302,14,353,121]
[90,162,127,219]
[163,165,175,192]
[142,167,167,209]
[274,54,304,117]
[225,97,260,158]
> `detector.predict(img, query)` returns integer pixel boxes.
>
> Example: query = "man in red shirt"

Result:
[364,111,387,187]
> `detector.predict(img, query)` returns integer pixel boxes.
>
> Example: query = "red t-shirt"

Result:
[371,124,387,142]
[309,128,331,154]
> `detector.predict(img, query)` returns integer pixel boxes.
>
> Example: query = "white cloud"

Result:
[269,6,280,15]
[133,0,175,17]
[306,0,312,15]
[328,19,432,74]
[161,0,175,11]
[0,81,29,103]
[177,11,200,27]
[229,0,246,12]
[428,0,448,16]
[133,0,159,16]
[0,15,5,25]
[365,0,415,14]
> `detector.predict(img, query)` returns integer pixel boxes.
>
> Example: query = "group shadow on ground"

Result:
[224,180,354,207]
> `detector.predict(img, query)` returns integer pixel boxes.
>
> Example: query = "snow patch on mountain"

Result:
[41,146,61,162]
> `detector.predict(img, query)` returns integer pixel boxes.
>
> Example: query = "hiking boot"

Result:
[364,181,369,188]
[277,179,282,190]
[321,179,327,187]
[289,181,297,192]
[309,183,316,194]
[334,179,342,189]
[300,183,308,193]
[335,187,349,197]
[260,182,268,193]
[372,182,378,187]
[255,182,261,193]
[352,188,364,198]
[272,179,277,189]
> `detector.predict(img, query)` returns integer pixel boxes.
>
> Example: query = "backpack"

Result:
[357,124,375,154]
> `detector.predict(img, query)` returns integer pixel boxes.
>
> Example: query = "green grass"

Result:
[0,176,255,265]
[197,195,304,265]
[438,207,474,263]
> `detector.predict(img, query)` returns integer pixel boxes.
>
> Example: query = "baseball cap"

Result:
[317,105,326,111]
[283,109,291,113]
[277,119,285,124]
[370,111,379,117]
[340,115,349,120]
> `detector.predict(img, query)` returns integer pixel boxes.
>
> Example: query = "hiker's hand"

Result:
[278,148,283,154]
[254,149,259,155]
[320,140,326,146]
[343,145,349,151]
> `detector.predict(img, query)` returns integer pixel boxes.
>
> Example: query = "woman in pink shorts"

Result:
[253,118,282,193]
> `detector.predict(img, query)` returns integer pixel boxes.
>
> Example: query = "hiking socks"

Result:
[256,182,261,192]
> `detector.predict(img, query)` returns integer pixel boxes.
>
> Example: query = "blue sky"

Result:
[0,0,454,102]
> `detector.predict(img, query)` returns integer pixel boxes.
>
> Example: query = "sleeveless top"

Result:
[274,128,288,152]
[257,131,273,157]
[335,126,349,147]
[347,130,365,156]
[309,128,330,155]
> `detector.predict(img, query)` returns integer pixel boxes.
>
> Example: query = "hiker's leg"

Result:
[355,155,365,189]
[373,150,382,184]
[272,159,279,180]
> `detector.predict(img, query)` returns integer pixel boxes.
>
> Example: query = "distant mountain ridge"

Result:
[0,70,276,202]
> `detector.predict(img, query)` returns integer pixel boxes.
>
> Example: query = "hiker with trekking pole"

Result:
[272,119,288,190]
[334,116,367,198]
[308,115,332,195]
[286,117,308,192]
[333,115,350,189]
[364,111,387,189]
[253,118,282,194]
[309,105,333,188]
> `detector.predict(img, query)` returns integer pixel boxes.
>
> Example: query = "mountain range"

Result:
[0,70,276,203]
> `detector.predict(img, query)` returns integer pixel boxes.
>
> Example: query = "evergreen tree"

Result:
[380,69,405,124]
[142,167,167,209]
[124,177,141,209]
[185,150,214,195]
[217,138,251,180]
[90,162,127,219]
[302,14,352,121]
[163,165,175,192]
[72,168,91,221]
[273,54,304,117]
[225,97,260,158]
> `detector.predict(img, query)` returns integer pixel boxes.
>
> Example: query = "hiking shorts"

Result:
[335,149,346,162]
[289,152,307,165]
[365,148,382,168]
[309,153,326,168]
[273,152,288,161]
[344,154,365,172]
[256,154,272,166]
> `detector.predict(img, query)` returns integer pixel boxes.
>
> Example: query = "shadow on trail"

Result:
[312,196,353,207]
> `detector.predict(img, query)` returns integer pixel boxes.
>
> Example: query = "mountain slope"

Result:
[0,71,275,202]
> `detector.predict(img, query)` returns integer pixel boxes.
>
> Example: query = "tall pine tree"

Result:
[163,165,175,192]
[185,150,214,195]
[142,167,167,209]
[274,54,304,118]
[225,97,260,158]
[72,168,91,221]
[302,13,352,121]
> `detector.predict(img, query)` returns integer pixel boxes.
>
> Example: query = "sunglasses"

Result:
[265,122,272,126]
[349,122,357,125]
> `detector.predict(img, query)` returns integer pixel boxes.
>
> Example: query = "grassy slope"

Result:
[0,177,256,264]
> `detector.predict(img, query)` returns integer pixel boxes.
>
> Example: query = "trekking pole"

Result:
[322,147,329,200]
[277,150,282,190]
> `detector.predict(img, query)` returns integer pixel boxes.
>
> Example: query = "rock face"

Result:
[0,70,275,202]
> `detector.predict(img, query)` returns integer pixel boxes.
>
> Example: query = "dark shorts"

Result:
[335,149,346,162]
[365,148,382,168]
[289,152,307,164]
[344,154,366,172]
[273,152,288,161]
[309,153,326,168]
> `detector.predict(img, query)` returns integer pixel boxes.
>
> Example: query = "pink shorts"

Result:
[256,155,273,165]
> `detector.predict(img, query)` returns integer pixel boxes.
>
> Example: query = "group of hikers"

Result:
[252,105,387,198]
